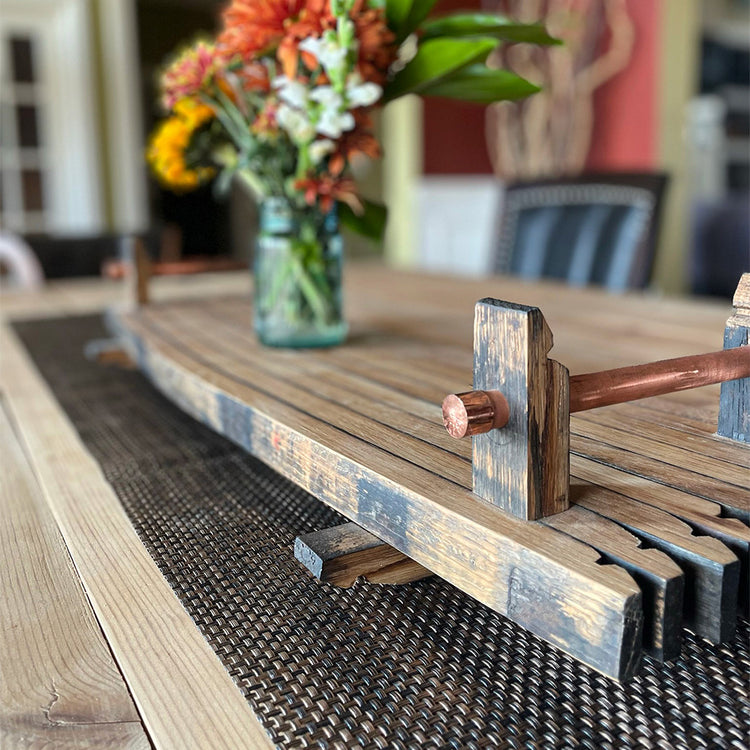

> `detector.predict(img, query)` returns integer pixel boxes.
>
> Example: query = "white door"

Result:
[0,0,104,234]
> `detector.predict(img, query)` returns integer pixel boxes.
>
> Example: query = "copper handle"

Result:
[568,347,750,412]
[443,346,750,439]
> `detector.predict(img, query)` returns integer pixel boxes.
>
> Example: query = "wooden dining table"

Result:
[2,264,748,748]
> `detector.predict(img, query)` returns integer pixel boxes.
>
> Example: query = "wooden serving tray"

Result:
[109,267,750,681]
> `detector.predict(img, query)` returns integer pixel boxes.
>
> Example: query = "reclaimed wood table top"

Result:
[110,265,750,682]
[2,266,748,745]
[1,273,273,750]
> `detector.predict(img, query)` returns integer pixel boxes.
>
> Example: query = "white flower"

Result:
[276,104,315,143]
[346,80,381,108]
[317,109,354,139]
[396,34,419,68]
[309,85,343,110]
[309,86,354,138]
[273,76,308,109]
[309,139,336,164]
[299,33,349,75]
[298,36,324,61]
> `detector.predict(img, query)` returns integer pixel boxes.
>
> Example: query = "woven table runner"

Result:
[14,315,750,749]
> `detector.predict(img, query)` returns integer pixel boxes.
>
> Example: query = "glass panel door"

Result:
[0,29,49,232]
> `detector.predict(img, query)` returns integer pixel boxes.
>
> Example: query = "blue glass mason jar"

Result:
[253,197,347,348]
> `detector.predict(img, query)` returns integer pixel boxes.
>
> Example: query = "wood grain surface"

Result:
[0,407,149,750]
[543,505,684,662]
[0,323,275,750]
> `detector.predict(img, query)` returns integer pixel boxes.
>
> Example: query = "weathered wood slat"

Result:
[570,455,750,614]
[571,433,750,520]
[544,505,684,662]
[113,311,645,682]
[572,482,740,644]
[0,407,149,750]
[295,523,431,587]
[577,407,750,468]
[572,419,750,488]
[147,310,473,487]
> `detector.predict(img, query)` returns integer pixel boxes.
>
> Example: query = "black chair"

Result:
[492,172,669,291]
[690,194,750,299]
[23,234,131,279]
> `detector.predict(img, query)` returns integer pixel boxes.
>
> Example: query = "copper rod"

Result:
[569,347,750,412]
[442,346,750,439]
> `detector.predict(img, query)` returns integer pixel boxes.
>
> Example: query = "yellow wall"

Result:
[653,0,702,294]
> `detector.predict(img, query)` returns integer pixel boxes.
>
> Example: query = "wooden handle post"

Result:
[719,272,750,442]
[133,238,152,307]
[469,298,569,520]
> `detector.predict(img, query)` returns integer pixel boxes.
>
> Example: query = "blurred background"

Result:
[0,0,748,297]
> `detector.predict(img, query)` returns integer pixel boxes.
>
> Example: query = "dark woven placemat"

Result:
[13,315,750,749]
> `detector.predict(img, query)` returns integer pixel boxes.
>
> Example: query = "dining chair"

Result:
[0,230,44,288]
[491,172,669,291]
[23,234,130,279]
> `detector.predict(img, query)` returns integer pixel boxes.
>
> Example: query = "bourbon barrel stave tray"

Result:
[109,266,750,682]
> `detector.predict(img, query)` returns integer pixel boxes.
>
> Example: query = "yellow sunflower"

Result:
[147,99,216,191]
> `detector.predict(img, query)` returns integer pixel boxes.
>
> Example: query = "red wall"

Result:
[586,0,659,171]
[422,0,660,175]
[423,0,493,174]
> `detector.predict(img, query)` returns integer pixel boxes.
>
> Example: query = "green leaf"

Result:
[400,0,440,42]
[339,199,388,243]
[419,65,540,104]
[386,0,440,43]
[385,0,412,33]
[383,37,498,102]
[419,13,562,45]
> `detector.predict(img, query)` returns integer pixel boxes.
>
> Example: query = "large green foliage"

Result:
[418,65,540,105]
[384,37,499,101]
[349,1,559,243]
[419,13,561,45]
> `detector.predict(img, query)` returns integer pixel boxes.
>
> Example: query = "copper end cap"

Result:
[442,390,510,439]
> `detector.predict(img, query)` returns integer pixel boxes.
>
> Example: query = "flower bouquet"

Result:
[147,0,557,347]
